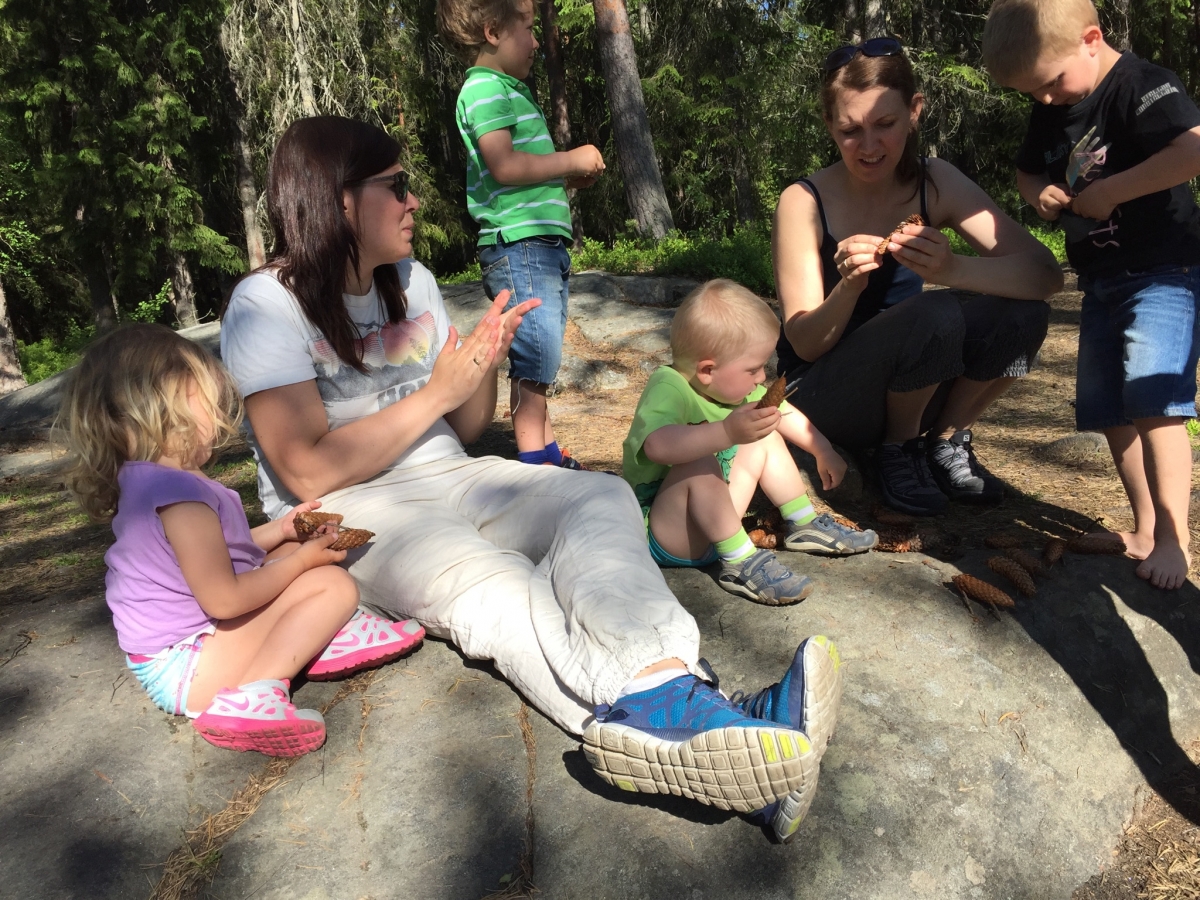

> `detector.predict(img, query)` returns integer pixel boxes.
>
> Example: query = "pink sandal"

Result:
[303,611,425,681]
[192,679,325,757]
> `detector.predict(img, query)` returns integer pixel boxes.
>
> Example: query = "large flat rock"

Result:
[3,537,1197,898]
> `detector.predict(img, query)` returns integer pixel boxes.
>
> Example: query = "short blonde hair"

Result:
[982,0,1099,85]
[57,324,243,522]
[436,0,528,65]
[670,279,780,369]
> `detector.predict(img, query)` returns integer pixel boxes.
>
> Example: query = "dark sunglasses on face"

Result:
[824,37,904,74]
[348,170,410,203]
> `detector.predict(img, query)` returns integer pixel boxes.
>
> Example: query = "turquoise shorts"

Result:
[126,626,214,717]
[647,526,719,568]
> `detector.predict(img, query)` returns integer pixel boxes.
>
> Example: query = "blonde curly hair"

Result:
[57,324,243,522]
[670,279,781,370]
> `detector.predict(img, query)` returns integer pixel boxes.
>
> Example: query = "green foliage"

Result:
[16,320,94,384]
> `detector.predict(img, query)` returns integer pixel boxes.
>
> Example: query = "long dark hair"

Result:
[236,116,407,372]
[822,49,929,194]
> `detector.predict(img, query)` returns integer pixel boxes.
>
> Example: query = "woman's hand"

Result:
[723,403,780,445]
[492,290,541,367]
[833,235,885,286]
[887,224,957,284]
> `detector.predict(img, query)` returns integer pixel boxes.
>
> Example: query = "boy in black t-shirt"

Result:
[983,0,1200,590]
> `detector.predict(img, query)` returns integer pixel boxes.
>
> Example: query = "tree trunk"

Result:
[289,0,318,116]
[733,147,756,223]
[593,0,675,239]
[863,0,885,38]
[1106,0,1130,50]
[0,278,27,396]
[842,0,861,43]
[235,126,266,268]
[539,0,584,248]
[82,243,118,333]
[170,251,199,327]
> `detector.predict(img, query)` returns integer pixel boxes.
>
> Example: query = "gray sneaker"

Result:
[927,429,1004,503]
[718,549,813,606]
[785,513,878,555]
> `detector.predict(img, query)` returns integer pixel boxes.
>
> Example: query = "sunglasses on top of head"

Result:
[347,170,410,204]
[824,37,904,74]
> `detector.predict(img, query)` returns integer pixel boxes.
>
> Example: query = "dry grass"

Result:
[148,669,385,900]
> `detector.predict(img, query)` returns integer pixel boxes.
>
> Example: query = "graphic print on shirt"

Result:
[308,311,439,429]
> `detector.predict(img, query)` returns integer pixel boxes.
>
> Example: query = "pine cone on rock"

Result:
[1004,548,1047,579]
[1067,533,1126,555]
[1043,538,1067,566]
[748,528,777,550]
[952,573,1016,609]
[984,534,1024,549]
[876,526,921,553]
[988,556,1037,596]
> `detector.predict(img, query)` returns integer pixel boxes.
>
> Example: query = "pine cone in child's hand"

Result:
[329,528,374,551]
[952,573,1015,609]
[756,376,788,410]
[1066,533,1126,555]
[748,528,778,550]
[877,214,925,255]
[987,556,1037,596]
[293,511,344,538]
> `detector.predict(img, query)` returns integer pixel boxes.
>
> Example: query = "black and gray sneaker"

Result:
[927,429,1004,504]
[718,549,813,606]
[876,438,949,516]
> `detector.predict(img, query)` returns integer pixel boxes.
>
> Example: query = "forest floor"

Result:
[2,271,1200,897]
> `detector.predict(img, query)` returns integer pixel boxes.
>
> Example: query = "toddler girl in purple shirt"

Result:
[59,324,424,757]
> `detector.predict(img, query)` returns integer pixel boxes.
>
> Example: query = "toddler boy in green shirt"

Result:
[438,0,605,468]
[624,279,878,606]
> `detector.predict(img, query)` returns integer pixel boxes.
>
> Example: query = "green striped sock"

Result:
[781,495,817,526]
[715,529,756,563]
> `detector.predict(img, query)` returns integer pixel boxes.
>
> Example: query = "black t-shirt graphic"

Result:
[1016,52,1200,277]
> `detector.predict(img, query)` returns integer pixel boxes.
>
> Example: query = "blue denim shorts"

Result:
[1076,264,1200,430]
[480,234,571,385]
[126,627,213,717]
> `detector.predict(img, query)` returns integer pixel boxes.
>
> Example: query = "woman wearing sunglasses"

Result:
[773,38,1063,515]
[217,116,825,819]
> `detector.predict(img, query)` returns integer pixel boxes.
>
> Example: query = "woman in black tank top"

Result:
[772,42,1062,515]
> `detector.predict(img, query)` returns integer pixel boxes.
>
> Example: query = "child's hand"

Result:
[293,532,348,569]
[568,145,605,178]
[815,448,847,491]
[1070,178,1117,221]
[1035,183,1073,220]
[723,402,780,445]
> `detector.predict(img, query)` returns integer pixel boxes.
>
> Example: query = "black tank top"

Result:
[776,159,930,381]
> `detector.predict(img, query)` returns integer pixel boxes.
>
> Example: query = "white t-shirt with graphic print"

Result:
[221,260,464,519]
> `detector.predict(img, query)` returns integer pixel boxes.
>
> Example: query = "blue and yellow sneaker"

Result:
[582,674,818,813]
[733,636,843,842]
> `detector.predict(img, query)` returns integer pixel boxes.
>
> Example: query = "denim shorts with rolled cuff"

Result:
[480,234,571,385]
[1076,264,1200,430]
[126,625,215,717]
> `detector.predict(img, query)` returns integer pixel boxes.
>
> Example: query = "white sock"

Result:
[617,667,689,698]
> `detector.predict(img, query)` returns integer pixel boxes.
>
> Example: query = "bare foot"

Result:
[1116,530,1154,559]
[1135,542,1192,590]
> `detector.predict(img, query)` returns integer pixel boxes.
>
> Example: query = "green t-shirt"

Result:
[622,365,767,507]
[454,67,573,247]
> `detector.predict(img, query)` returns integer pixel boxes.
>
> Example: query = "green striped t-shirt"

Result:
[455,67,572,247]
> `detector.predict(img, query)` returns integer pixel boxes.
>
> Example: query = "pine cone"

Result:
[756,376,788,410]
[329,527,374,551]
[1067,533,1126,555]
[294,511,344,538]
[1043,538,1067,566]
[984,534,1024,549]
[988,556,1037,596]
[952,573,1015,609]
[877,213,925,254]
[1004,547,1047,579]
[876,526,921,553]
[872,504,915,527]
[748,528,778,550]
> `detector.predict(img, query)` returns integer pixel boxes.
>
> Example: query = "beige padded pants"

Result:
[317,453,702,734]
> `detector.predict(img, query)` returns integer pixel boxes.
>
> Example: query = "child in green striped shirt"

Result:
[438,0,606,468]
